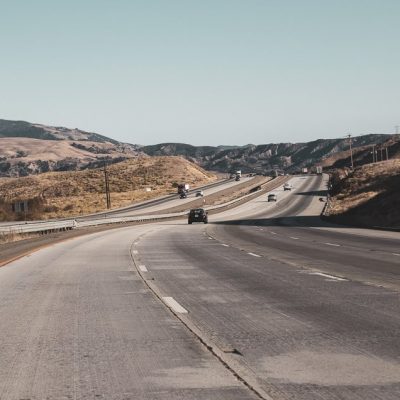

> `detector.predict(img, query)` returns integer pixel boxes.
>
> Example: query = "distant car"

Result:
[268,193,277,202]
[195,190,204,197]
[283,183,292,191]
[188,208,208,224]
[179,192,187,199]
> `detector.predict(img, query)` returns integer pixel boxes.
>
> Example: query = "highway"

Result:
[74,176,255,220]
[1,175,400,399]
[0,177,254,233]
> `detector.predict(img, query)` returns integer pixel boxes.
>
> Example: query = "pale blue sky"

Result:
[1,0,399,145]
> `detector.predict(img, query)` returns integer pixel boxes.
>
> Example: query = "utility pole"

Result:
[395,125,399,135]
[372,145,376,163]
[347,134,354,169]
[103,162,111,209]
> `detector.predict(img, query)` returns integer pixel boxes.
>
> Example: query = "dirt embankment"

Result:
[326,159,400,228]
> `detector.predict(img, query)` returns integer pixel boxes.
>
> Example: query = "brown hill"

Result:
[0,156,216,221]
[327,159,400,228]
[322,136,400,169]
[0,119,141,177]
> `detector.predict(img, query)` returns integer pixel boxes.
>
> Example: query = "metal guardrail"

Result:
[0,220,76,235]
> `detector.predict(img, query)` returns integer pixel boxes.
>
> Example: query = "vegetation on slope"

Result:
[322,136,400,170]
[142,135,392,173]
[0,156,216,221]
[0,119,142,177]
[328,159,400,228]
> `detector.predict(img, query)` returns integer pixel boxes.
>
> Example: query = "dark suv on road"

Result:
[188,208,208,224]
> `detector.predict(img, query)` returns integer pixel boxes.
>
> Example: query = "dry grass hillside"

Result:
[328,159,400,228]
[321,136,400,170]
[0,156,216,220]
[0,137,123,161]
[0,137,141,177]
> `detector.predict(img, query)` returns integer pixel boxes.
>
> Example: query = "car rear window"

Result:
[190,209,203,214]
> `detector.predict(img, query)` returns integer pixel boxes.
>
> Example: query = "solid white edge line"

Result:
[324,242,341,247]
[162,297,188,314]
[392,253,400,256]
[248,252,261,258]
[138,265,148,272]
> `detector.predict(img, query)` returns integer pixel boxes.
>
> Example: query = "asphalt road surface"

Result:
[1,175,400,399]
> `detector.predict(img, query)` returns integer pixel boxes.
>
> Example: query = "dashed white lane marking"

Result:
[310,272,347,281]
[162,297,188,314]
[138,265,148,272]
[208,237,213,240]
[132,250,138,254]
[221,244,229,247]
[270,232,277,235]
[324,242,341,247]
[289,237,299,240]
[393,253,400,256]
[248,252,261,258]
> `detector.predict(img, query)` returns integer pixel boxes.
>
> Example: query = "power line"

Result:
[347,134,354,169]
[103,162,111,209]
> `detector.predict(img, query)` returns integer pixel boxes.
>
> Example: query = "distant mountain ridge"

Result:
[0,119,142,177]
[142,135,393,173]
[0,118,396,177]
